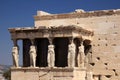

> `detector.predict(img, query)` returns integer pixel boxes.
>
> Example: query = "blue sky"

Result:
[0,0,120,65]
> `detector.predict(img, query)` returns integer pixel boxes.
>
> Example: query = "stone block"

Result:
[11,67,87,80]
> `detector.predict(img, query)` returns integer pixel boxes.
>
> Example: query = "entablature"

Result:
[8,25,93,40]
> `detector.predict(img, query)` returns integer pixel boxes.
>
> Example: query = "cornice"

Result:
[34,9,120,20]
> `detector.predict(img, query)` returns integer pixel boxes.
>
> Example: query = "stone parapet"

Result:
[34,9,120,20]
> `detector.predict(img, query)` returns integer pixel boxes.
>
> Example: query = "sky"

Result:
[0,0,120,65]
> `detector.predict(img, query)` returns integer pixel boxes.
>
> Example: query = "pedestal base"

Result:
[11,67,86,80]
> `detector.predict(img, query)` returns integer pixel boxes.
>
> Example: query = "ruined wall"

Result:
[34,10,120,80]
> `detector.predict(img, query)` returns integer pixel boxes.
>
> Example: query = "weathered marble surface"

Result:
[47,45,55,67]
[29,45,37,67]
[78,43,85,68]
[12,46,19,67]
[68,42,76,67]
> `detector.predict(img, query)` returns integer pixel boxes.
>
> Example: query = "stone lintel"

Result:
[34,9,120,20]
[8,25,93,40]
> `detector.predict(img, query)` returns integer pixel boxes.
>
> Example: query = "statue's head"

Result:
[12,46,18,54]
[30,45,36,54]
[12,46,18,50]
[30,45,35,50]
[48,45,54,49]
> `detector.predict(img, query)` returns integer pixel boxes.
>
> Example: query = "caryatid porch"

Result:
[9,25,93,68]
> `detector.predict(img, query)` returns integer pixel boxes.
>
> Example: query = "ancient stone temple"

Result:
[9,9,120,80]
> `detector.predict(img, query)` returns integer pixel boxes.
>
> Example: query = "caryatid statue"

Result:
[78,42,85,68]
[68,42,76,67]
[29,45,37,67]
[12,46,19,67]
[47,45,55,67]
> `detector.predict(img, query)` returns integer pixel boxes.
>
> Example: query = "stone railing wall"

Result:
[34,9,120,20]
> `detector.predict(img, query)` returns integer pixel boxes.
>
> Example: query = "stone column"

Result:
[48,45,55,67]
[47,38,55,67]
[29,39,37,67]
[85,43,92,69]
[68,38,76,67]
[12,39,19,67]
[78,42,85,68]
